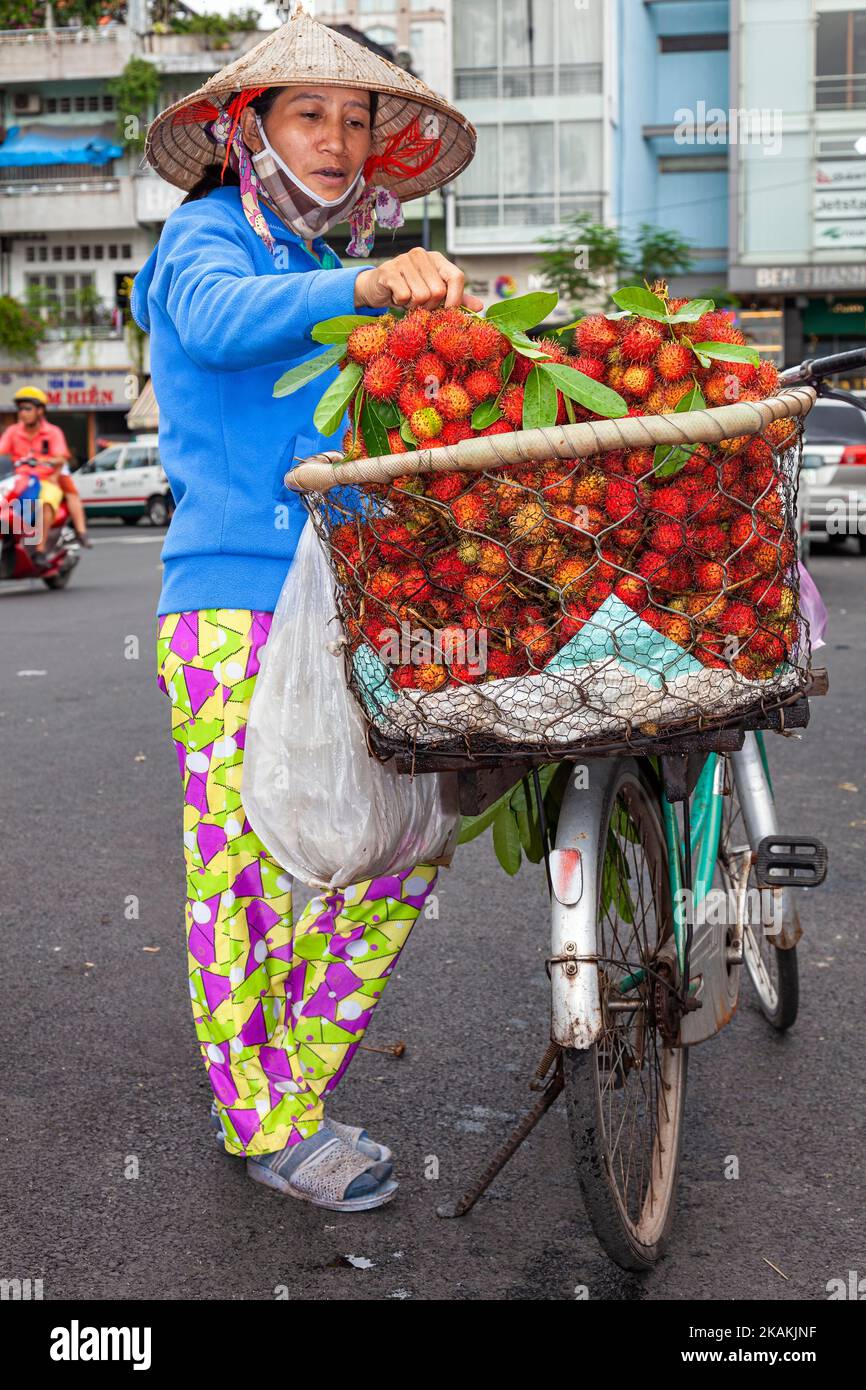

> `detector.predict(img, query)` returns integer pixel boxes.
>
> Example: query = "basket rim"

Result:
[285,385,816,495]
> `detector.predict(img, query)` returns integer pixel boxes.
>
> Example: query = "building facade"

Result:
[729,0,866,377]
[0,11,264,458]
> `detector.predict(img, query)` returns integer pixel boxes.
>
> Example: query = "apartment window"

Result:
[26,271,96,327]
[455,0,603,100]
[817,9,866,109]
[38,246,48,262]
[102,95,115,111]
[455,119,603,233]
[121,243,132,259]
[88,94,99,111]
[52,245,63,262]
[59,96,71,113]
[659,34,728,53]
[108,244,118,259]
[25,246,35,263]
[80,245,91,261]
[94,244,104,260]
[658,154,728,173]
[74,96,86,112]
[45,97,57,113]
[65,244,76,261]
[366,25,396,46]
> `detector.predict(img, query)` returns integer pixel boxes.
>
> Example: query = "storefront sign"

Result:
[730,264,866,292]
[0,369,134,411]
[815,160,866,190]
[814,189,866,220]
[814,219,866,250]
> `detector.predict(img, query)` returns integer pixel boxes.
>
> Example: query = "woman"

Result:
[132,9,478,1212]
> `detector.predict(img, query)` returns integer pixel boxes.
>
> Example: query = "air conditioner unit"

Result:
[13,92,43,116]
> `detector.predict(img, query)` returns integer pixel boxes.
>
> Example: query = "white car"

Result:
[801,397,866,554]
[74,434,174,527]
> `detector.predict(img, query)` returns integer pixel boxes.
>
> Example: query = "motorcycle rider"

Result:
[0,386,93,561]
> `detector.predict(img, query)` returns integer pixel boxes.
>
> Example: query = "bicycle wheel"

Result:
[562,761,688,1270]
[717,751,799,1031]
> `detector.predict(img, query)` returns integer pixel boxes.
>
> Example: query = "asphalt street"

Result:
[1,525,864,1302]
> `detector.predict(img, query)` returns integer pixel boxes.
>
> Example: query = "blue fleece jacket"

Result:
[131,185,384,615]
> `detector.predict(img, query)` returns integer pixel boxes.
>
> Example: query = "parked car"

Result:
[74,435,174,527]
[801,397,866,553]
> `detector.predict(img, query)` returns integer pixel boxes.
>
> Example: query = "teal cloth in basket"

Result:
[351,596,704,716]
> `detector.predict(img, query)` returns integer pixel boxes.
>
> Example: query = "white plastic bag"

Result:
[242,518,460,890]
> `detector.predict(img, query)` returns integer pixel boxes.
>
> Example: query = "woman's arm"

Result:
[158,210,379,373]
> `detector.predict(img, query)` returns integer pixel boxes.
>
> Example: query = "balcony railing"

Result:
[455,62,603,100]
[815,73,866,110]
[455,193,603,230]
[0,23,123,44]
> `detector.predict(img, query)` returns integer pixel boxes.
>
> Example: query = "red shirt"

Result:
[0,420,70,463]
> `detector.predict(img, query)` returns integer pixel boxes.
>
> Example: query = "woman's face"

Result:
[241,85,373,200]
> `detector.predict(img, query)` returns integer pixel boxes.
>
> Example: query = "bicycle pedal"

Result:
[754,835,828,888]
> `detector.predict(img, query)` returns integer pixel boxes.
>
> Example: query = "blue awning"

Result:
[0,124,123,168]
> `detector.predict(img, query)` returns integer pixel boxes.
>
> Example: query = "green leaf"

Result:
[507,329,552,359]
[399,418,419,446]
[539,362,628,419]
[273,343,344,398]
[563,395,576,424]
[652,381,706,477]
[371,397,400,428]
[310,314,371,344]
[522,365,559,429]
[500,351,515,385]
[485,291,559,333]
[361,398,390,458]
[471,400,502,430]
[610,285,668,321]
[312,360,363,435]
[691,340,761,368]
[491,804,522,876]
[664,298,714,324]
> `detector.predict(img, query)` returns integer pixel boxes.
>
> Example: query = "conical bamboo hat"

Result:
[145,6,475,200]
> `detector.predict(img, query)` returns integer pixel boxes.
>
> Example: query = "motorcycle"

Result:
[0,455,82,591]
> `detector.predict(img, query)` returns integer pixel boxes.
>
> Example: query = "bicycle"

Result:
[285,347,859,1270]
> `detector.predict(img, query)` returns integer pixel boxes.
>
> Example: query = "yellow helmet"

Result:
[13,385,48,406]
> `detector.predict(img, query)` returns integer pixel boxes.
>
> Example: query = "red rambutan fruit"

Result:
[498,384,525,427]
[622,364,656,399]
[436,382,472,421]
[363,353,403,402]
[347,321,389,364]
[650,485,690,520]
[575,314,619,358]
[620,319,664,363]
[468,317,505,362]
[452,492,492,531]
[429,319,472,366]
[386,310,430,361]
[655,341,694,382]
[440,420,474,446]
[464,367,503,404]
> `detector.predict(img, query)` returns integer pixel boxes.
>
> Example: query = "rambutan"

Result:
[651,519,687,554]
[621,319,664,363]
[535,336,569,364]
[415,662,448,692]
[720,601,757,639]
[462,368,501,406]
[436,382,472,421]
[363,353,403,402]
[568,354,606,382]
[516,621,556,664]
[690,522,730,560]
[456,535,481,565]
[693,558,726,590]
[664,379,695,410]
[398,381,429,418]
[518,541,566,575]
[614,574,649,610]
[440,420,474,446]
[704,370,739,407]
[655,341,694,382]
[386,429,408,455]
[468,317,505,362]
[647,387,669,416]
[482,420,514,437]
[692,311,745,346]
[414,350,448,391]
[342,426,366,461]
[607,364,627,392]
[347,321,389,364]
[539,465,574,504]
[410,406,444,440]
[463,573,507,614]
[486,649,525,679]
[756,360,780,396]
[386,310,429,361]
[430,548,470,587]
[375,522,419,561]
[623,449,655,480]
[657,611,692,647]
[553,556,592,594]
[650,485,690,520]
[369,567,404,603]
[510,500,553,542]
[622,364,656,399]
[575,314,619,358]
[751,629,787,664]
[452,491,492,530]
[604,478,639,522]
[572,469,607,505]
[498,384,525,428]
[478,540,510,576]
[392,665,417,689]
[429,319,472,366]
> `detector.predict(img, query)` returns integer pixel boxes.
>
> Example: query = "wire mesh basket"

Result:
[285,386,817,767]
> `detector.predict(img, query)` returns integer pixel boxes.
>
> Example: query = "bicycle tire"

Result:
[562,761,688,1270]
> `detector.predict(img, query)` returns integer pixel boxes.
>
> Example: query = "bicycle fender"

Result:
[549,758,622,1050]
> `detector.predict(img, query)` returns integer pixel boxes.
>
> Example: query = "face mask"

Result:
[249,113,368,241]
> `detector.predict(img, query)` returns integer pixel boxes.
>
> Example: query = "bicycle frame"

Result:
[549,732,778,1051]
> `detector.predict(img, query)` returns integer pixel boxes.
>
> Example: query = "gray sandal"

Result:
[246,1130,398,1211]
[210,1101,393,1162]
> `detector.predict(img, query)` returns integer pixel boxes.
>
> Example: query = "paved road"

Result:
[1,527,863,1301]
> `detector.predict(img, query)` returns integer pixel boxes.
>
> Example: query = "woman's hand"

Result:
[354,248,484,313]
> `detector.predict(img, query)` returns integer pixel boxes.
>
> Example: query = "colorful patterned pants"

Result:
[156,608,438,1158]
